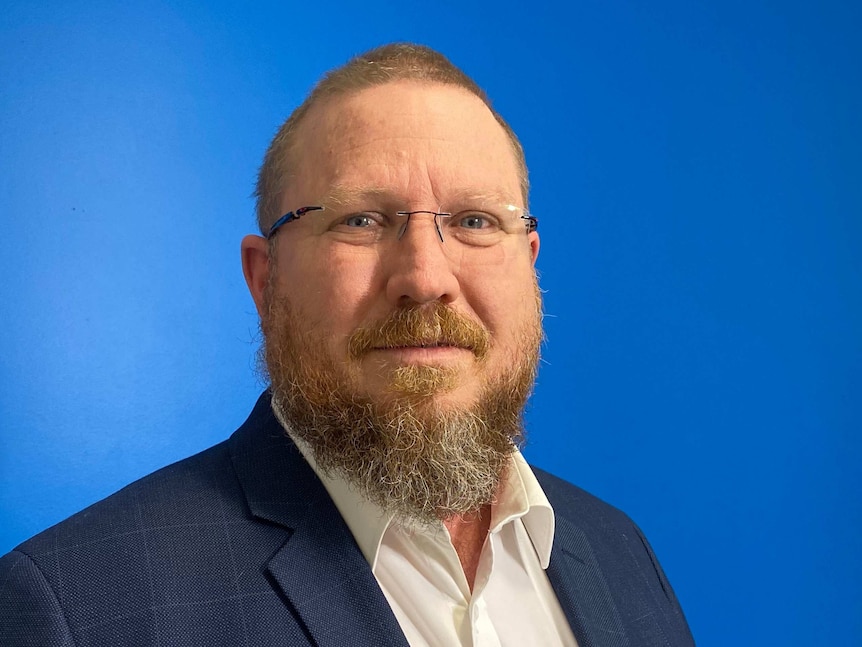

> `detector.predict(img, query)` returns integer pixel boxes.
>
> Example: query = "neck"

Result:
[443,504,492,592]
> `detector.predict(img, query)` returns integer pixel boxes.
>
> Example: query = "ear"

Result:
[241,234,270,317]
[528,231,540,265]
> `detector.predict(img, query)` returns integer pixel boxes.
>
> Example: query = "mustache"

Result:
[347,303,490,360]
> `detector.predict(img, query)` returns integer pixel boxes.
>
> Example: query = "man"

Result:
[0,44,694,646]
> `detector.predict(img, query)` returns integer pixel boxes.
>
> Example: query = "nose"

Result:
[384,213,461,307]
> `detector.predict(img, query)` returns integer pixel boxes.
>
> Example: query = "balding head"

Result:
[254,43,529,235]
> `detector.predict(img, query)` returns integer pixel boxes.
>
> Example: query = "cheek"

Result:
[466,275,537,348]
[284,246,383,337]
[462,244,539,333]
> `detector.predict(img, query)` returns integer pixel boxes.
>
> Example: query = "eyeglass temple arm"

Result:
[267,206,325,239]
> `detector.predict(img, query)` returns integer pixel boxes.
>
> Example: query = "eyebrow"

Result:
[320,185,521,209]
[446,188,522,208]
[322,185,394,206]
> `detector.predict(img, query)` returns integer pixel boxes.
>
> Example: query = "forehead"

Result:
[287,81,522,208]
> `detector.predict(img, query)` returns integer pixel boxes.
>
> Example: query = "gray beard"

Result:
[272,387,522,525]
[261,291,542,524]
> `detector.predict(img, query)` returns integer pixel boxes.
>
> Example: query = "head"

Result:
[242,44,543,523]
[254,43,530,235]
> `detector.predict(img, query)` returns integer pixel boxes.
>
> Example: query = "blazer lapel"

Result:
[229,393,409,647]
[265,490,409,647]
[546,516,629,647]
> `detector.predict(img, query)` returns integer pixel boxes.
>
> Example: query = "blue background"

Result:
[2,1,860,644]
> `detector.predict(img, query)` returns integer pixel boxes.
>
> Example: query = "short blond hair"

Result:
[254,43,529,234]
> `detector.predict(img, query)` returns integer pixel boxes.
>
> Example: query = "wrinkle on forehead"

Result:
[289,81,522,211]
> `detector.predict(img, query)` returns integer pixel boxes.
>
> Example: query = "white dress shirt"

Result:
[275,410,578,647]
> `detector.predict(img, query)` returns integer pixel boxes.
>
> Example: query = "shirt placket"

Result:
[468,529,502,647]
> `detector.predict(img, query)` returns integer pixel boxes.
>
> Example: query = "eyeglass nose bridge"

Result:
[396,210,453,243]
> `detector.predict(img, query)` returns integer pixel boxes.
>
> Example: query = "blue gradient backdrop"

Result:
[2,2,860,645]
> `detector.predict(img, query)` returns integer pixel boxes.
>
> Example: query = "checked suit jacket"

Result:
[0,393,695,646]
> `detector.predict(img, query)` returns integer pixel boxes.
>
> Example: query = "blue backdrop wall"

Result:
[2,1,860,645]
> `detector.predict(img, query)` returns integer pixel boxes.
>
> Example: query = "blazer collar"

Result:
[545,515,630,647]
[535,469,630,647]
[229,392,409,647]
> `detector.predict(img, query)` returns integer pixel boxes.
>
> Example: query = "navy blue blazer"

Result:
[0,393,694,646]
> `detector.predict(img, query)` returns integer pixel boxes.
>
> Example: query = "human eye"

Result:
[329,211,389,233]
[340,212,384,228]
[327,210,389,243]
[447,211,505,246]
[454,211,502,232]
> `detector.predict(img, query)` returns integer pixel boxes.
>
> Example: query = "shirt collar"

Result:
[272,402,556,570]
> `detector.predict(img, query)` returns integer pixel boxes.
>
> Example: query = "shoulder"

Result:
[13,439,238,561]
[530,465,663,570]
[531,466,694,644]
[0,395,318,645]
[0,440,251,646]
[11,392,288,562]
[531,465,635,529]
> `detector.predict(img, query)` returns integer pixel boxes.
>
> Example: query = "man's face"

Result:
[244,80,543,520]
[265,80,540,408]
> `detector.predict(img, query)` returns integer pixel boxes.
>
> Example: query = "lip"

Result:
[377,341,463,349]
[369,344,472,363]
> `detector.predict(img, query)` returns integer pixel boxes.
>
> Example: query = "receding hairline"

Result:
[254,43,529,235]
